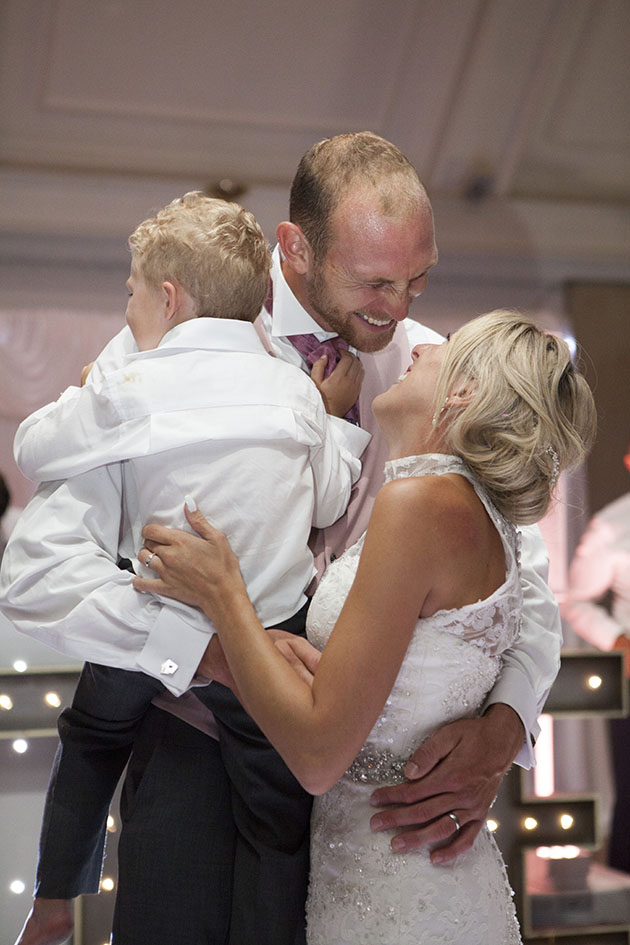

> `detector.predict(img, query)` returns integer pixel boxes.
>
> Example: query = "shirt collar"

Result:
[151,318,267,355]
[269,245,338,341]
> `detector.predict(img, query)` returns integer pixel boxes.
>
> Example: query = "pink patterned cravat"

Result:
[264,281,360,424]
[289,334,360,425]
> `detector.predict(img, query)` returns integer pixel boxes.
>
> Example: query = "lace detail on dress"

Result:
[383,452,469,483]
[305,452,523,944]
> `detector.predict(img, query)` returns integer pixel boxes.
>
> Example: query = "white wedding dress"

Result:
[305,454,523,944]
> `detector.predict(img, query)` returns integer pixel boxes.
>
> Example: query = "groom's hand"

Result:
[197,631,320,694]
[368,704,524,863]
[267,630,321,686]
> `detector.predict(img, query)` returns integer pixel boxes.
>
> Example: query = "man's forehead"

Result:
[332,186,433,235]
[328,202,437,277]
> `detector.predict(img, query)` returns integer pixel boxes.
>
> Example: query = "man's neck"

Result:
[280,258,332,333]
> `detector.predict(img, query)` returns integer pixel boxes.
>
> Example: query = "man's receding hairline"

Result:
[329,180,433,232]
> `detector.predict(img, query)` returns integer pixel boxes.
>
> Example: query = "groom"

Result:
[120,132,561,942]
[256,129,559,824]
[3,132,561,945]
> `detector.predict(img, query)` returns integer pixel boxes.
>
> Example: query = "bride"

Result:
[136,309,596,944]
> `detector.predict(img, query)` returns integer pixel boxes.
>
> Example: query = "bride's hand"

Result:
[134,503,248,623]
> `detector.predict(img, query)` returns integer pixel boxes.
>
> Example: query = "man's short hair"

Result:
[128,192,271,322]
[289,131,425,260]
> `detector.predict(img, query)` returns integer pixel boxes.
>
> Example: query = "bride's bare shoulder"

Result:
[374,474,487,552]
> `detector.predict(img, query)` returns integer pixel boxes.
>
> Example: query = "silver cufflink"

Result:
[160,659,178,675]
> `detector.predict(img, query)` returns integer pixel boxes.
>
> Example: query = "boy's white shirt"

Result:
[15,319,368,485]
[2,319,368,696]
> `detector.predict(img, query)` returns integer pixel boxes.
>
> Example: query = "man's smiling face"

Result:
[303,188,438,353]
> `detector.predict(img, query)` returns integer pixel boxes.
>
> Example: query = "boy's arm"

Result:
[85,324,137,381]
[0,466,213,696]
[15,325,141,482]
[303,403,370,529]
[291,351,370,529]
[14,380,154,481]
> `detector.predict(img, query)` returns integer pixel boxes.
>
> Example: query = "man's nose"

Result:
[380,289,410,321]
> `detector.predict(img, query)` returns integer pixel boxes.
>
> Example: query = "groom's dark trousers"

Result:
[35,602,312,945]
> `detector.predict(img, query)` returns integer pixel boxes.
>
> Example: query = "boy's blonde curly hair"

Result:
[128,191,271,321]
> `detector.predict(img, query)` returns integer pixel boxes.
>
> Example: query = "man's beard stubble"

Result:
[305,266,396,355]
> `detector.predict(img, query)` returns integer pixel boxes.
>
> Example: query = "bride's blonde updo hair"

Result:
[432,310,597,525]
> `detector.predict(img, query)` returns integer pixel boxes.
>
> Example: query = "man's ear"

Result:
[276,222,313,276]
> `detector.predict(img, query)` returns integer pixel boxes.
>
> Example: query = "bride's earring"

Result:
[432,397,449,426]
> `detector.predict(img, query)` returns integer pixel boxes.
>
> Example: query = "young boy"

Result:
[5,192,367,945]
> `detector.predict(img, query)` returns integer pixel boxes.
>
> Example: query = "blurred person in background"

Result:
[562,444,630,874]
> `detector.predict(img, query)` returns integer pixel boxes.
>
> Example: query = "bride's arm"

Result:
[135,479,440,794]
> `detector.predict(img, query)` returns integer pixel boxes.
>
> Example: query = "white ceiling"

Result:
[1,0,629,261]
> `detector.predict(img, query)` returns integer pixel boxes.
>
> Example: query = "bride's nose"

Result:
[410,343,434,361]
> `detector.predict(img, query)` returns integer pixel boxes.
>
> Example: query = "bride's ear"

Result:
[447,383,476,409]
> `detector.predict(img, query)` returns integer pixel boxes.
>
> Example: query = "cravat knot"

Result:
[289,334,360,425]
[289,334,350,378]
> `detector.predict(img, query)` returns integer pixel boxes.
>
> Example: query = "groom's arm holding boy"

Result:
[0,465,212,696]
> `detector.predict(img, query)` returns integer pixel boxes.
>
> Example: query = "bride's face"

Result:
[374,341,447,417]
[374,341,447,428]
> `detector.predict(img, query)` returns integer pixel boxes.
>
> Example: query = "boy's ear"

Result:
[161,281,180,320]
[276,222,313,276]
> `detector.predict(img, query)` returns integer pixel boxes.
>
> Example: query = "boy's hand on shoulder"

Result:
[80,361,95,386]
[311,350,364,418]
